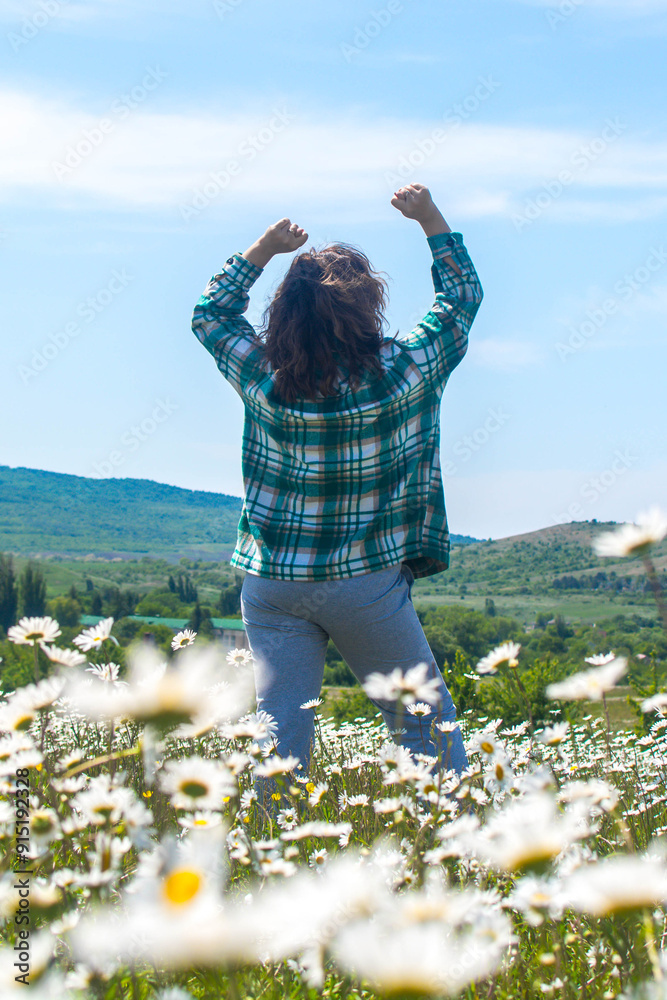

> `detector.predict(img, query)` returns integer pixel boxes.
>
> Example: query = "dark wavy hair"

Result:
[256,243,400,403]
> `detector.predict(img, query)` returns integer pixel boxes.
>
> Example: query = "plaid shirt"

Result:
[192,230,483,581]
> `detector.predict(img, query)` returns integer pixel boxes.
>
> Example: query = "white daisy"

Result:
[561,854,667,916]
[254,755,300,778]
[171,629,196,651]
[72,617,116,652]
[476,642,521,675]
[277,807,299,831]
[41,645,87,668]
[308,783,328,807]
[159,757,235,811]
[538,723,570,746]
[547,657,627,702]
[280,821,353,842]
[177,811,224,831]
[592,506,667,558]
[300,698,323,710]
[435,720,460,733]
[7,616,61,647]
[226,648,253,667]
[363,663,443,707]
[584,651,615,666]
[406,702,432,717]
[641,693,667,714]
[308,848,329,870]
[86,662,123,684]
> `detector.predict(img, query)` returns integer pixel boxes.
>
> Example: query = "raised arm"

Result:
[391,183,483,388]
[391,182,463,274]
[191,218,308,397]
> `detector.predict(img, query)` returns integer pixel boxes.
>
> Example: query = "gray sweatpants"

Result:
[239,562,468,773]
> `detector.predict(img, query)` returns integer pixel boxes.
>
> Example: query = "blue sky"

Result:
[1,0,666,540]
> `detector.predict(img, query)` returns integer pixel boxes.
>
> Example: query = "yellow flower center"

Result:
[163,869,202,905]
[31,815,54,835]
[180,780,208,799]
[480,741,494,754]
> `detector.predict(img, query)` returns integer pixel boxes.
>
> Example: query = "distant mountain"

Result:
[0,466,484,560]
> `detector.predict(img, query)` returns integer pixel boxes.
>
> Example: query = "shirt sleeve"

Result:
[399,231,484,389]
[191,252,265,398]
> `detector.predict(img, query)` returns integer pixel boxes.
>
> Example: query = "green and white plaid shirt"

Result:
[192,231,483,581]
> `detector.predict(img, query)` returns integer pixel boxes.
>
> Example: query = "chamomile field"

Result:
[2,511,667,999]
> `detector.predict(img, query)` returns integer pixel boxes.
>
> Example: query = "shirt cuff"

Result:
[427,231,462,259]
[222,252,264,287]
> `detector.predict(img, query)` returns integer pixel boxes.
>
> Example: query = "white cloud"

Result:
[1,87,667,226]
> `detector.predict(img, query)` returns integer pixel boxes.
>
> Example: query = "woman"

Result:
[191,183,484,774]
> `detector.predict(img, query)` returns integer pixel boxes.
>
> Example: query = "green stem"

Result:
[62,745,140,778]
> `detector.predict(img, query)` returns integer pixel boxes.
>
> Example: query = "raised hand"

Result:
[390,182,437,221]
[391,183,452,239]
[262,218,308,255]
[242,218,308,269]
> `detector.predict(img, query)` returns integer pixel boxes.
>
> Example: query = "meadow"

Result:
[1,511,667,999]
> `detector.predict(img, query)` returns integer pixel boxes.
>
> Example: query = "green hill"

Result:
[0,466,242,560]
[0,465,482,560]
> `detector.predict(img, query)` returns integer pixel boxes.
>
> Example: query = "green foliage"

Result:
[18,560,46,617]
[325,686,381,727]
[0,553,18,632]
[113,619,174,655]
[134,591,191,617]
[323,659,357,687]
[477,656,581,728]
[218,581,242,616]
[444,649,485,717]
[0,640,34,692]
[46,595,82,628]
[421,606,523,666]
